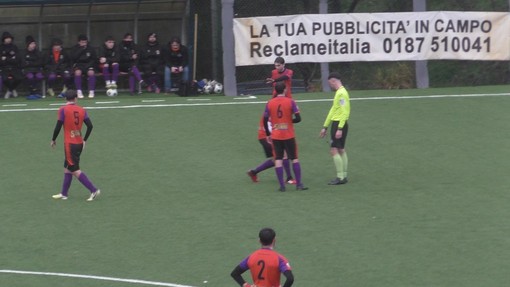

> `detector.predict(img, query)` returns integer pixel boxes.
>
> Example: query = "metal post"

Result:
[211,0,219,80]
[134,0,141,43]
[413,0,429,88]
[221,0,237,96]
[319,0,330,92]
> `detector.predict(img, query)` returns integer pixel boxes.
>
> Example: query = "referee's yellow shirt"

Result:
[323,86,351,129]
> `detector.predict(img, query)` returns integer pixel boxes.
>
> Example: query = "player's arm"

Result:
[291,101,301,123]
[282,270,295,287]
[230,265,249,287]
[292,112,301,123]
[51,120,63,147]
[263,106,271,137]
[83,117,93,141]
[273,74,290,82]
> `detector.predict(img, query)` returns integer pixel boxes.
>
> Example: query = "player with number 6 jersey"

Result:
[263,82,307,192]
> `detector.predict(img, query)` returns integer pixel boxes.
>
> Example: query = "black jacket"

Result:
[140,41,163,67]
[70,44,97,68]
[21,49,44,72]
[98,44,120,64]
[0,43,21,69]
[163,45,189,68]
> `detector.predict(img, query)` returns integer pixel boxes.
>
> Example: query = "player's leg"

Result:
[61,70,72,95]
[247,139,274,182]
[282,153,294,184]
[328,121,348,185]
[53,145,75,199]
[286,139,308,190]
[68,143,100,200]
[111,63,119,88]
[340,122,349,180]
[46,72,57,96]
[164,66,172,92]
[273,140,286,191]
[25,72,36,95]
[35,72,44,96]
[102,63,111,87]
[74,68,84,98]
[87,68,96,98]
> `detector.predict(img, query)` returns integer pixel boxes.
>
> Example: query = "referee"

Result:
[319,72,350,185]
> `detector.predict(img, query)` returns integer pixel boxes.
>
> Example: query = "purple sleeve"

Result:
[291,100,299,113]
[278,255,291,272]
[239,256,250,271]
[263,104,270,117]
[84,110,89,120]
[58,108,65,121]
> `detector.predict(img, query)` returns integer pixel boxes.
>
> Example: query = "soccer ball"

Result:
[214,83,223,94]
[203,83,214,94]
[106,89,118,97]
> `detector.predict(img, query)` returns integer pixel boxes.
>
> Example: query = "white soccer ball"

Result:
[106,89,118,97]
[203,83,214,94]
[214,83,223,94]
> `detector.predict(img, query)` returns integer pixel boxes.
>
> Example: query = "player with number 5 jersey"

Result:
[50,89,100,201]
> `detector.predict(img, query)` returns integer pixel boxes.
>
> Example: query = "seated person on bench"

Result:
[163,37,189,92]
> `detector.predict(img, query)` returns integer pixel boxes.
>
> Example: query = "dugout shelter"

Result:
[0,0,193,83]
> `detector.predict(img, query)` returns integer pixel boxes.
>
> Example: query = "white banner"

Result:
[233,11,510,66]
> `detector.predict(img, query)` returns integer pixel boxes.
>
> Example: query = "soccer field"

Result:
[1,86,510,287]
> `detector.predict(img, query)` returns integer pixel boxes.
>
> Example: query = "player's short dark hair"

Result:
[105,35,115,42]
[274,56,285,64]
[259,228,276,245]
[328,72,341,80]
[274,82,286,95]
[65,89,78,100]
[78,34,88,41]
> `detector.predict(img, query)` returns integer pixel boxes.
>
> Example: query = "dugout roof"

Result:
[0,0,189,46]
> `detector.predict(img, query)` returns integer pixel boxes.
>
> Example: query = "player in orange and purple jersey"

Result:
[231,228,294,287]
[265,56,293,98]
[50,89,100,201]
[263,82,307,192]
[246,114,295,184]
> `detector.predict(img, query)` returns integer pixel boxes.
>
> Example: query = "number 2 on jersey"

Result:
[257,260,266,280]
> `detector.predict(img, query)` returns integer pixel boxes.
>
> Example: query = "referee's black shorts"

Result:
[330,121,348,149]
[64,143,83,172]
[272,138,298,160]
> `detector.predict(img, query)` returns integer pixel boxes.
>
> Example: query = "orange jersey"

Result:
[57,103,88,144]
[239,248,292,287]
[271,68,293,98]
[264,96,299,140]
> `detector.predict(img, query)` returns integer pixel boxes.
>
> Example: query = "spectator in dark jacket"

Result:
[163,37,189,92]
[140,32,163,93]
[0,31,22,98]
[70,34,97,98]
[45,38,72,97]
[119,32,145,95]
[21,36,44,97]
[98,35,120,89]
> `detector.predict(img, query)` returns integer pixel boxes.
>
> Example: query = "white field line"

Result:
[0,92,508,113]
[2,104,27,107]
[95,101,120,104]
[0,269,197,287]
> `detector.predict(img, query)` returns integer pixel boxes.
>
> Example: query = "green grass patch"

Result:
[1,86,510,287]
